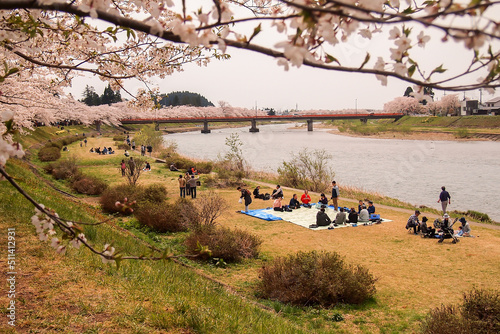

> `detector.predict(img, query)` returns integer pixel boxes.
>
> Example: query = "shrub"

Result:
[117,143,131,150]
[196,161,213,174]
[455,128,471,138]
[169,155,196,170]
[38,147,61,162]
[100,183,167,213]
[45,141,63,149]
[140,184,168,204]
[185,225,262,263]
[100,184,144,214]
[172,197,200,228]
[46,158,80,180]
[421,289,500,334]
[259,251,377,306]
[71,176,108,195]
[113,135,125,141]
[135,202,189,233]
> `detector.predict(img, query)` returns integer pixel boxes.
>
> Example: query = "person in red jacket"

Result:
[301,190,312,208]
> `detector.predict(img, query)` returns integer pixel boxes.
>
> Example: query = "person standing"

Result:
[178,174,186,198]
[437,186,451,214]
[84,138,87,147]
[331,181,339,211]
[188,175,199,199]
[120,159,126,176]
[128,157,135,176]
[237,186,252,212]
[184,172,191,196]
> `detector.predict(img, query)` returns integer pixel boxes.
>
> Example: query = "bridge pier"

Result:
[201,120,211,133]
[307,119,313,131]
[249,119,259,132]
[360,118,367,123]
[154,122,159,131]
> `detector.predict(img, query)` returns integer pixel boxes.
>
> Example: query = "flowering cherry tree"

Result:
[1,0,498,97]
[427,94,461,115]
[383,96,425,114]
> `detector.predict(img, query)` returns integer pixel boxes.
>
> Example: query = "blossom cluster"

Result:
[0,111,25,168]
[0,0,497,99]
[30,204,116,263]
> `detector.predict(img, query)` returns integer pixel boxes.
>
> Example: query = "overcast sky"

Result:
[66,5,498,111]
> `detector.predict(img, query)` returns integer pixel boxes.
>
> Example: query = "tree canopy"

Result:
[0,0,499,108]
[159,91,214,107]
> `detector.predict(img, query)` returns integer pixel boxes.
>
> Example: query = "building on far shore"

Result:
[460,97,500,116]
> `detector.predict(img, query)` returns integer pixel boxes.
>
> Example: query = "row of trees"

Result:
[158,91,214,107]
[80,84,122,106]
[384,94,461,116]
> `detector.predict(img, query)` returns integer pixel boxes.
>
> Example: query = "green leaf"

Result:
[408,65,416,77]
[325,54,340,65]
[402,6,415,14]
[430,64,447,75]
[247,24,262,44]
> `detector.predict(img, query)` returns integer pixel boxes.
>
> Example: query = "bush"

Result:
[46,158,80,180]
[140,184,168,204]
[169,155,196,170]
[100,184,167,214]
[185,225,262,263]
[196,161,213,174]
[117,143,131,150]
[455,128,471,138]
[71,176,108,195]
[38,147,61,162]
[421,289,500,334]
[135,202,189,233]
[113,135,125,141]
[259,251,377,306]
[45,141,63,149]
[100,184,145,214]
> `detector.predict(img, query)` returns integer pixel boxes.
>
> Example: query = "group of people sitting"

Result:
[90,147,115,155]
[406,211,472,237]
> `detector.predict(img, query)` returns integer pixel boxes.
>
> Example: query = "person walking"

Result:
[437,186,451,214]
[178,174,186,198]
[331,180,339,211]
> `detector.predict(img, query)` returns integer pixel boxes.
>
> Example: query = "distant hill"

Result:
[158,91,214,107]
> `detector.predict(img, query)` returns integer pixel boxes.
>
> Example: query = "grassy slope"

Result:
[0,159,309,334]
[2,124,500,333]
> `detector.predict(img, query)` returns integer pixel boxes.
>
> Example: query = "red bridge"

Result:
[120,113,405,133]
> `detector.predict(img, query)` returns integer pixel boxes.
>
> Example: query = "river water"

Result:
[164,123,500,221]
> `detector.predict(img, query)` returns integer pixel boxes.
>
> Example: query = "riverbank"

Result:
[4,125,498,332]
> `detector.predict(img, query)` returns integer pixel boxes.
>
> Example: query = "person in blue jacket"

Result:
[367,201,376,214]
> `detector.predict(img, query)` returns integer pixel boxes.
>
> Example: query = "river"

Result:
[164,123,500,221]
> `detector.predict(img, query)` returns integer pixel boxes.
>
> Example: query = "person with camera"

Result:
[406,210,421,234]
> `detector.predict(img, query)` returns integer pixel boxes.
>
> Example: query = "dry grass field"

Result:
[2,132,499,333]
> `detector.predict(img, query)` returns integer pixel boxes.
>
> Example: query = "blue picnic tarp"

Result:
[240,209,282,221]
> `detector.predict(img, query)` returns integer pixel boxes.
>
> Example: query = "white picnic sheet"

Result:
[259,205,391,230]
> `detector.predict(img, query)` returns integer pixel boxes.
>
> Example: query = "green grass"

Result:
[1,159,314,333]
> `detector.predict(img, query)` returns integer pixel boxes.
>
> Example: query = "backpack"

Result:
[264,193,271,200]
